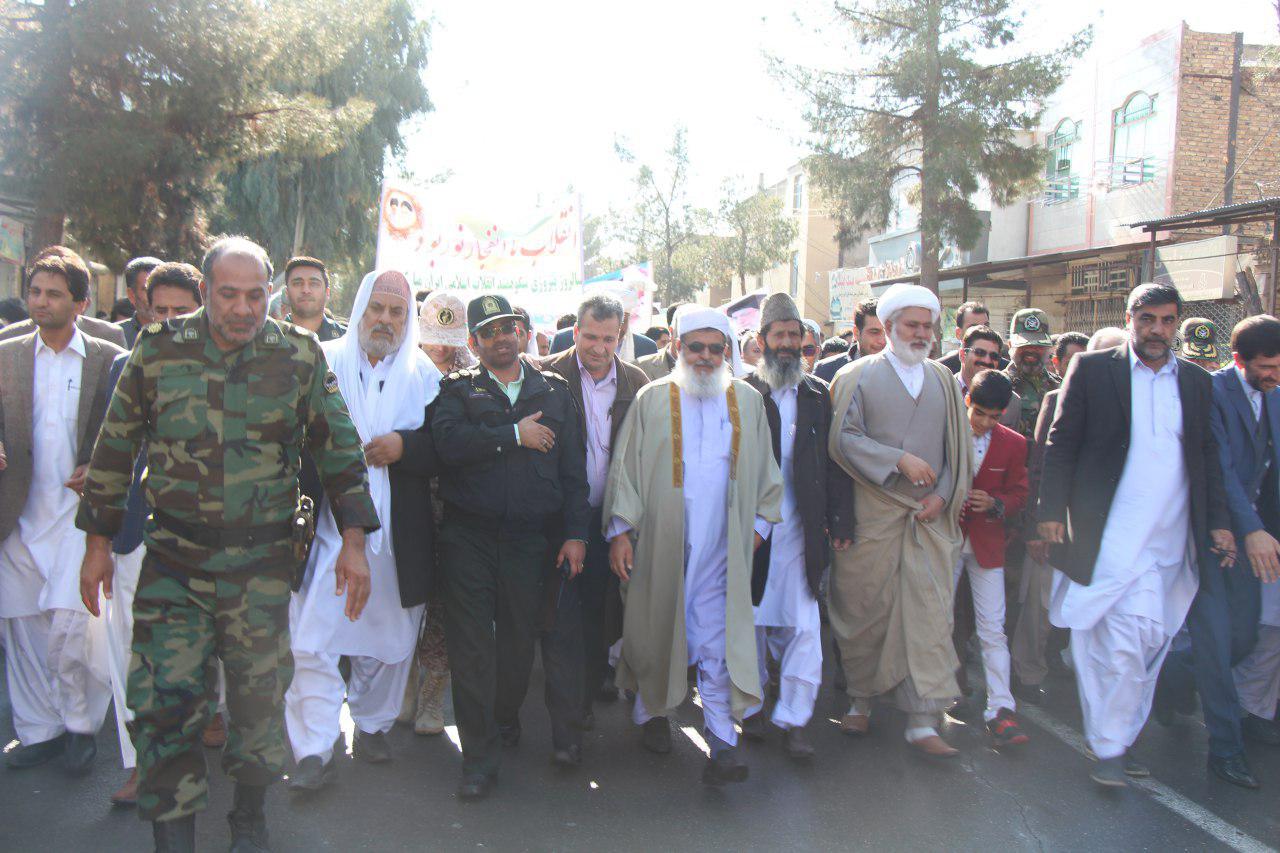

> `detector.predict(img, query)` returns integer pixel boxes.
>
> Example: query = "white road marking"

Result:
[680,726,711,757]
[1019,705,1276,853]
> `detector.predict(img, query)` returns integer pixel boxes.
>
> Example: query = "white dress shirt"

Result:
[578,357,618,508]
[1237,365,1263,422]
[884,346,925,400]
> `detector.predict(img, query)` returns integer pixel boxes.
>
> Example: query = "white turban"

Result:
[675,306,746,377]
[876,282,941,324]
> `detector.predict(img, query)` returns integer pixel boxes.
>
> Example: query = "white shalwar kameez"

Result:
[1050,350,1198,760]
[285,354,427,763]
[750,384,821,729]
[628,389,768,748]
[0,329,110,744]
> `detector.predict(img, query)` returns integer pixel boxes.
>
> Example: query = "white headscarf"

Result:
[322,270,441,555]
[675,306,746,377]
[876,282,941,324]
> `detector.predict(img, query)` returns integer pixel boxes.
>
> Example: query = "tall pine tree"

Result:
[783,0,1088,292]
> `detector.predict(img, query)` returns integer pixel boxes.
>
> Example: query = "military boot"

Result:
[227,783,270,852]
[152,815,196,852]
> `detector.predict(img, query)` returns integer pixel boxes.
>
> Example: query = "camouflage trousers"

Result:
[127,554,294,822]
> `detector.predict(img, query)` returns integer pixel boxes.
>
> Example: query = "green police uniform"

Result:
[1003,308,1061,442]
[76,310,377,822]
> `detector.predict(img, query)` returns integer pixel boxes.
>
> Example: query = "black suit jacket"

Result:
[1039,344,1229,585]
[549,327,657,358]
[388,409,440,607]
[814,346,857,383]
[744,372,854,601]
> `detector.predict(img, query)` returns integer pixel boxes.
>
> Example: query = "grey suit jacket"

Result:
[0,330,125,542]
[0,315,127,348]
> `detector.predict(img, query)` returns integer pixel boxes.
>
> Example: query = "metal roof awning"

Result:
[863,240,1157,291]
[1128,197,1280,232]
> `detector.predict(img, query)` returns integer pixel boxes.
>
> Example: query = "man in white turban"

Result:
[826,283,972,757]
[605,307,782,785]
[284,270,442,789]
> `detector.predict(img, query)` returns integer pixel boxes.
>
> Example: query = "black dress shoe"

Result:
[641,717,671,754]
[1209,754,1261,790]
[740,712,767,742]
[784,727,816,759]
[152,815,196,853]
[287,755,335,791]
[457,772,495,800]
[1011,679,1045,705]
[4,733,65,769]
[352,729,391,764]
[551,744,582,767]
[1089,756,1128,788]
[702,748,749,786]
[499,724,521,748]
[62,733,97,775]
[1242,713,1280,746]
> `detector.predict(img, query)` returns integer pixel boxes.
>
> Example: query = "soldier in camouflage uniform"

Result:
[76,237,378,853]
[1001,308,1061,444]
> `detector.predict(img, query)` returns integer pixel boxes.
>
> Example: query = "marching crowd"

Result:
[0,235,1278,853]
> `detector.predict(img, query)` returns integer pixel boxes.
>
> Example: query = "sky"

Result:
[398,0,1279,230]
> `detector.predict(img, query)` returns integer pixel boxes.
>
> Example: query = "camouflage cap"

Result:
[1179,316,1220,361]
[1009,308,1052,348]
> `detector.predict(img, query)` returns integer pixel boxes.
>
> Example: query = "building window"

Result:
[1070,261,1135,295]
[1110,92,1157,188]
[792,175,804,212]
[1044,118,1080,203]
[789,251,800,296]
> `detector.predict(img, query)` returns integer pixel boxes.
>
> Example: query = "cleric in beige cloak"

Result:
[604,307,782,786]
[827,283,973,758]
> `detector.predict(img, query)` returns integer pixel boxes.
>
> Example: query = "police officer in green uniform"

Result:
[1001,307,1061,443]
[282,255,346,342]
[1180,316,1223,371]
[432,294,590,801]
[76,237,378,853]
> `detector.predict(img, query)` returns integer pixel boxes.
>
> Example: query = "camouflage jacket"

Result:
[76,310,378,572]
[1001,363,1062,444]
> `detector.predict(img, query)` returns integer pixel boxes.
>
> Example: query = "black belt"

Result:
[153,510,292,549]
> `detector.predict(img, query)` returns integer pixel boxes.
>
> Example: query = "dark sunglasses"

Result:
[801,345,818,356]
[967,347,1000,361]
[476,320,519,340]
[684,341,726,356]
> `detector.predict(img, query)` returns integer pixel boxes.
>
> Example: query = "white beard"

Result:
[672,357,730,399]
[888,326,933,367]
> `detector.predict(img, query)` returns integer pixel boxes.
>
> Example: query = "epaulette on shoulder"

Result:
[441,368,478,386]
[140,320,170,337]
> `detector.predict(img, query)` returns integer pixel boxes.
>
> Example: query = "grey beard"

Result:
[360,326,405,361]
[672,357,730,398]
[756,349,804,391]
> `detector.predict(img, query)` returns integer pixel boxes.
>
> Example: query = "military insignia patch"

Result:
[438,307,455,326]
[481,296,500,315]
[182,326,198,340]
[1024,316,1041,331]
[145,322,164,334]
[1195,325,1211,339]
[264,331,280,345]
[323,371,340,394]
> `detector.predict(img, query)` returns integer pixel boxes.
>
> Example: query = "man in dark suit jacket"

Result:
[739,293,854,758]
[938,300,1009,373]
[1175,316,1280,788]
[534,293,649,754]
[1038,284,1233,788]
[548,325,656,360]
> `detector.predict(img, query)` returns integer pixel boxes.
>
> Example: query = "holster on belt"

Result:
[291,495,317,588]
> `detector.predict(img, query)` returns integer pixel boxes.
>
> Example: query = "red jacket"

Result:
[961,423,1029,569]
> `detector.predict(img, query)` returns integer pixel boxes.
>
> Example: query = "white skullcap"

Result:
[876,282,941,324]
[676,306,746,377]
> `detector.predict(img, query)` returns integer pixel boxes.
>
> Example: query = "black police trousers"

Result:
[439,520,547,777]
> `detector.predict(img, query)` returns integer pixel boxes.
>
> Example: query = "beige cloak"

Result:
[826,355,972,701]
[603,375,783,722]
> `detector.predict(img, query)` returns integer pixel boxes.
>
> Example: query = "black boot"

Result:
[227,783,271,852]
[152,814,196,853]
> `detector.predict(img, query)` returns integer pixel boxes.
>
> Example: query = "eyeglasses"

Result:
[477,320,518,340]
[684,341,726,356]
[801,345,818,356]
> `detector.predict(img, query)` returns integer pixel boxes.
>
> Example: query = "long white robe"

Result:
[751,384,821,729]
[1050,351,1197,759]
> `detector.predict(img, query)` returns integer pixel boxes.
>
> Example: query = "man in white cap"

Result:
[605,307,782,785]
[285,269,442,790]
[827,282,972,757]
[741,293,854,758]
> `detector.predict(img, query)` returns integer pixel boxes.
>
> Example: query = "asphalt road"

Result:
[1,639,1278,852]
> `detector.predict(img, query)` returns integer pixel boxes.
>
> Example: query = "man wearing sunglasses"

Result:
[957,326,1020,429]
[430,294,590,800]
[606,307,782,786]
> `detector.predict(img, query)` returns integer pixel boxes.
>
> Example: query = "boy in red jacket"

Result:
[956,370,1030,747]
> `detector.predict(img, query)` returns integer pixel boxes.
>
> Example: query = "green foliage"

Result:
[717,183,797,293]
[0,0,429,274]
[781,0,1089,290]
